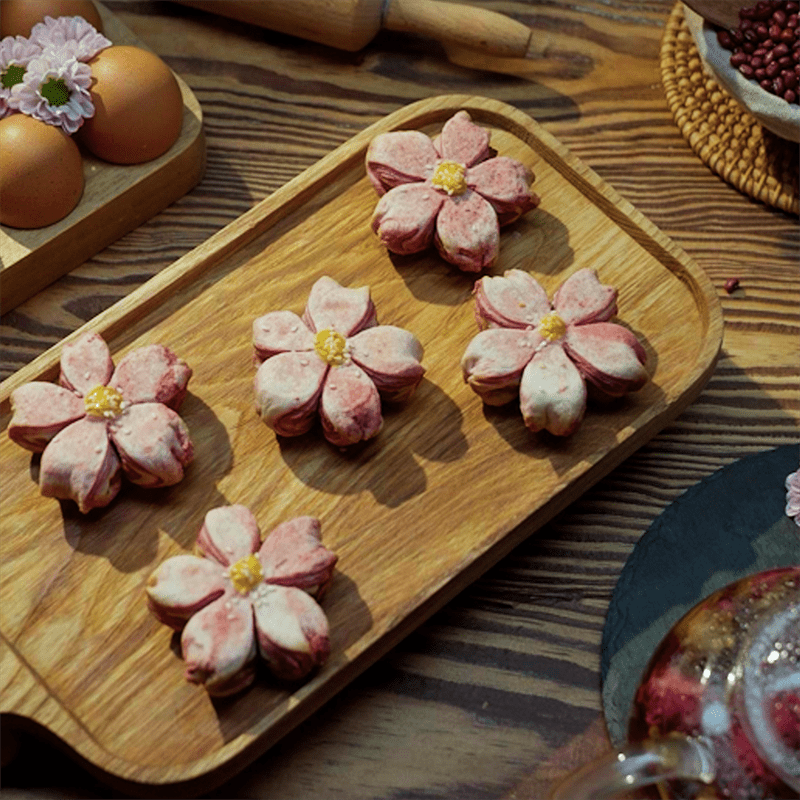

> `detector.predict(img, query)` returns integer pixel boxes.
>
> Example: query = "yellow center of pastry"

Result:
[431,160,467,196]
[538,312,567,342]
[229,553,263,594]
[84,385,124,418]
[314,329,348,366]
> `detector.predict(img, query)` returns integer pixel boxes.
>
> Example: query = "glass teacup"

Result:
[550,566,800,799]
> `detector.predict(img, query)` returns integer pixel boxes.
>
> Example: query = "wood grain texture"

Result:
[0,2,206,315]
[1,2,798,799]
[0,95,722,794]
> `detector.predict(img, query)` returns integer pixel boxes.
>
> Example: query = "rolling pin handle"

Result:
[383,0,533,58]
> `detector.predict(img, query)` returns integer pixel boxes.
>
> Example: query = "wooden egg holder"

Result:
[0,1,205,314]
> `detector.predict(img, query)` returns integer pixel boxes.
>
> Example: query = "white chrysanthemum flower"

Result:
[1,35,43,119]
[29,15,111,62]
[8,48,94,133]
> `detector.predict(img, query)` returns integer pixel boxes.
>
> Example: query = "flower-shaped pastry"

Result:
[0,35,42,119]
[8,332,194,513]
[367,110,540,272]
[786,467,800,527]
[8,48,93,133]
[253,276,425,447]
[146,505,337,695]
[29,15,111,62]
[461,268,648,436]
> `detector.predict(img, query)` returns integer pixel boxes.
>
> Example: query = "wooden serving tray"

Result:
[0,1,206,315]
[0,95,723,796]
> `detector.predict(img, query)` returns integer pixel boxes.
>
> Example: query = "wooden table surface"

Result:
[1,0,798,798]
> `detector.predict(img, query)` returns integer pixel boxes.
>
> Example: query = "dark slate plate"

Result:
[601,444,800,745]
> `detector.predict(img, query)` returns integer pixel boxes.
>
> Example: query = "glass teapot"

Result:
[550,566,800,799]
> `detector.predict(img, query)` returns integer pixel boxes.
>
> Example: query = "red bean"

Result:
[717,1,799,103]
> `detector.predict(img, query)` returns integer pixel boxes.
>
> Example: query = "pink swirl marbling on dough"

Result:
[367,110,540,271]
[8,331,193,512]
[461,268,648,436]
[146,505,337,695]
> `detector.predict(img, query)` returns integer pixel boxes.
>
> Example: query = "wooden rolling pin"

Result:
[173,0,533,56]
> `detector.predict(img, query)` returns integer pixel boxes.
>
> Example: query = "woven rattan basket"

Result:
[661,2,799,215]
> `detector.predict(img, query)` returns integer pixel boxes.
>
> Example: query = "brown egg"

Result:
[77,45,184,165]
[0,113,85,228]
[0,0,104,37]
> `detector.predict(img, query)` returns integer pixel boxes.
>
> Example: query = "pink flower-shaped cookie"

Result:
[8,332,194,513]
[367,110,540,272]
[146,505,337,695]
[253,276,425,447]
[786,467,800,527]
[461,268,648,436]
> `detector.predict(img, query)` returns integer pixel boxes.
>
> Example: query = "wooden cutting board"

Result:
[0,95,723,797]
[0,1,206,315]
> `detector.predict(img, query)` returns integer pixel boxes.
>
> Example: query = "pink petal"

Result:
[371,182,444,256]
[474,269,551,329]
[254,350,327,437]
[466,156,540,226]
[253,585,330,681]
[434,110,491,167]
[252,310,314,363]
[461,327,540,406]
[8,382,85,452]
[552,269,618,325]
[59,332,113,396]
[319,363,382,446]
[435,192,499,272]
[348,325,425,402]
[39,417,121,513]
[302,276,377,337]
[258,516,337,598]
[196,504,262,567]
[181,594,257,696]
[366,130,438,195]
[146,554,226,630]
[110,345,192,410]
[108,403,193,488]
[519,343,587,436]
[564,322,648,397]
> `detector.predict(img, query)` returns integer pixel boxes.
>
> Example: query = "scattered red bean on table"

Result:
[724,277,741,293]
[716,0,800,104]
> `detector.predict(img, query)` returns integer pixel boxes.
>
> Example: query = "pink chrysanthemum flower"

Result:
[8,332,194,513]
[786,467,800,526]
[367,110,540,272]
[461,268,649,436]
[8,47,93,133]
[0,35,42,119]
[146,505,337,696]
[29,15,111,62]
[253,276,425,447]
